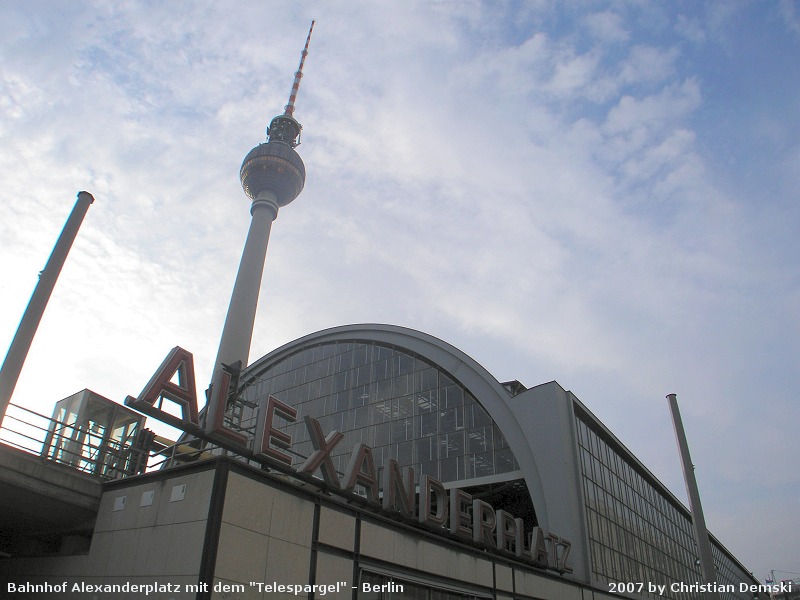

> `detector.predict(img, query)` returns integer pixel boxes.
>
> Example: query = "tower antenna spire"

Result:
[266,19,315,147]
[284,20,315,117]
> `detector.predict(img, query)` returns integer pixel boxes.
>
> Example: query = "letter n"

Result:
[125,346,200,431]
[381,459,415,516]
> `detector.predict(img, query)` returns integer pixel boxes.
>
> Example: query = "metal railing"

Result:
[0,402,52,455]
[0,402,226,478]
[0,402,149,480]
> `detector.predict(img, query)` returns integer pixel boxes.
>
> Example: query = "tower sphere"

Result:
[240,22,312,208]
[240,139,306,207]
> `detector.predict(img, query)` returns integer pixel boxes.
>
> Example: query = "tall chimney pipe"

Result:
[0,191,94,424]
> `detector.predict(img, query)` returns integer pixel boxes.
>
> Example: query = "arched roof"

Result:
[246,323,551,530]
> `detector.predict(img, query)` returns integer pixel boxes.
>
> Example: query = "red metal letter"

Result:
[418,475,448,527]
[206,369,248,447]
[257,396,297,466]
[298,416,344,487]
[343,443,378,502]
[381,459,415,516]
[125,347,200,431]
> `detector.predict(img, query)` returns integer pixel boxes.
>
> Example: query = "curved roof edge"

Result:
[246,323,550,530]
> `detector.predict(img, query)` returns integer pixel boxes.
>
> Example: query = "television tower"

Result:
[207,22,314,427]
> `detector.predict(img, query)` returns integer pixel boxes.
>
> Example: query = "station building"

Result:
[0,324,766,600]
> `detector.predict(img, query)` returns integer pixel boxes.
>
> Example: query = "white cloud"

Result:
[618,44,679,85]
[780,0,800,36]
[585,10,630,43]
[603,78,702,136]
[0,0,798,580]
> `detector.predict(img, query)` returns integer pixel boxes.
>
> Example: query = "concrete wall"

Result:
[3,457,630,600]
[211,462,615,600]
[214,471,314,599]
[0,442,102,556]
[2,464,214,599]
[87,467,215,590]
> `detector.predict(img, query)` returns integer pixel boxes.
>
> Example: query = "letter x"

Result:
[299,416,344,487]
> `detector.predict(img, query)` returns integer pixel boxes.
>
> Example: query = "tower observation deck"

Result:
[240,20,314,206]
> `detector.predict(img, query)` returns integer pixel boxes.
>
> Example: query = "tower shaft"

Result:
[212,193,278,371]
[206,193,278,436]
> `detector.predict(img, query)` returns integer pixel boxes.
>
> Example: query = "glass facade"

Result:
[236,341,521,487]
[575,410,758,600]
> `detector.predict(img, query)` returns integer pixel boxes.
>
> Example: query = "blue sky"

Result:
[1,0,798,582]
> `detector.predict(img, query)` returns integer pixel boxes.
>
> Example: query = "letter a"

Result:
[125,346,200,430]
[343,443,379,502]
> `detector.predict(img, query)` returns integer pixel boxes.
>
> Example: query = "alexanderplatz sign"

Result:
[126,346,573,575]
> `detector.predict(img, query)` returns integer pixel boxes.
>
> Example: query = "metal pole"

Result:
[0,191,94,425]
[666,393,719,599]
